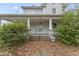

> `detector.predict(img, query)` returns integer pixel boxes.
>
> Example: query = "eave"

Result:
[0,14,62,21]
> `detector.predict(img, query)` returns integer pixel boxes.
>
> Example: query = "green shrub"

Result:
[0,21,29,47]
[56,12,79,45]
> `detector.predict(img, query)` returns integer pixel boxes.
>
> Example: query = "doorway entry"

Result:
[31,20,49,41]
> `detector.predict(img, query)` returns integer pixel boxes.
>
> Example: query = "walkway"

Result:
[16,40,79,56]
[16,41,54,56]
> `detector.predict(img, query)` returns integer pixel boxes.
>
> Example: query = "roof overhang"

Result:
[0,14,62,17]
[21,6,42,9]
[0,14,62,21]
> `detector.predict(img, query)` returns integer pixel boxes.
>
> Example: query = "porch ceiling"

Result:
[30,19,49,23]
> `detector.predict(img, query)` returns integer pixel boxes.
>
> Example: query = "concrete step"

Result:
[31,36,50,41]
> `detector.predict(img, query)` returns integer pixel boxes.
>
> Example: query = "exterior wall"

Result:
[30,20,49,36]
[22,3,64,15]
[23,9,42,15]
[42,3,63,15]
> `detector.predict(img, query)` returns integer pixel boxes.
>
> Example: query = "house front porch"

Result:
[27,18,56,41]
[0,14,60,41]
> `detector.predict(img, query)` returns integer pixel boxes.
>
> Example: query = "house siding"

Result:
[22,3,64,15]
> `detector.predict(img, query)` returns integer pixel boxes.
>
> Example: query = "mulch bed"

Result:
[1,40,79,56]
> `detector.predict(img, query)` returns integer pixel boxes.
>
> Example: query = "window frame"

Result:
[52,8,56,14]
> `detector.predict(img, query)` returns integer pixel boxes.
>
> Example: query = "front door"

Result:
[31,21,49,36]
[35,22,43,36]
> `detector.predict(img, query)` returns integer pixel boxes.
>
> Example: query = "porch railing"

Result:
[30,32,49,36]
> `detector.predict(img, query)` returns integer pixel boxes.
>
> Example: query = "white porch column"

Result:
[49,18,52,30]
[27,18,30,30]
[27,18,31,41]
[27,18,31,37]
[49,18,55,41]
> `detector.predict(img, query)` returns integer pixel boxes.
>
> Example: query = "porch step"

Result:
[30,36,50,41]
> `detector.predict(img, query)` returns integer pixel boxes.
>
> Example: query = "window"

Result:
[52,23,57,28]
[52,8,56,14]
